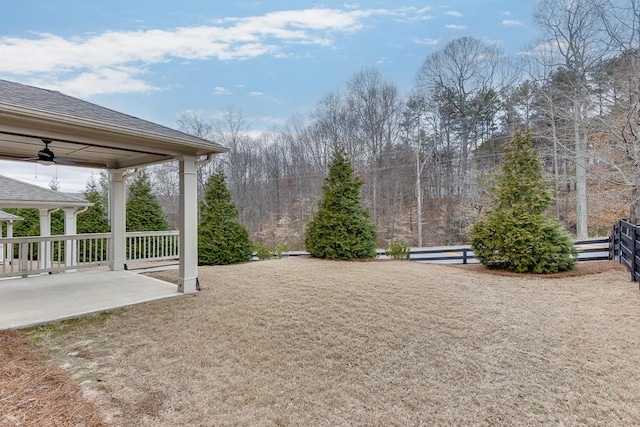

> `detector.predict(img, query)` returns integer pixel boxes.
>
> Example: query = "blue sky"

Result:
[0,1,537,191]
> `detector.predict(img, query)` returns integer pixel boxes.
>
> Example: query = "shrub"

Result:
[471,131,577,273]
[385,240,409,260]
[275,243,290,259]
[253,243,273,260]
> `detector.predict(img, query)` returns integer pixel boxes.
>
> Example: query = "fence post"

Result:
[617,221,622,261]
[610,221,621,261]
[462,249,468,265]
[609,223,615,261]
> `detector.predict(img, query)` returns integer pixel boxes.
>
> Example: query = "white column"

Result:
[63,208,77,270]
[7,220,14,266]
[0,220,4,264]
[110,170,126,271]
[178,156,198,293]
[38,208,54,270]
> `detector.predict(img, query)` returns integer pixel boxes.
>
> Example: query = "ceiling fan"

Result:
[26,139,104,167]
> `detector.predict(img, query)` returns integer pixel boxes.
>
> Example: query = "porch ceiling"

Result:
[0,79,227,170]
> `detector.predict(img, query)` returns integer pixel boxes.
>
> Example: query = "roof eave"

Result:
[0,201,93,209]
[0,103,229,155]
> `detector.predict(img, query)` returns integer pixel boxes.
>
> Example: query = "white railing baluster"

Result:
[0,230,180,278]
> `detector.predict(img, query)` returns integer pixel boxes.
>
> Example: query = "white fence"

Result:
[0,231,179,278]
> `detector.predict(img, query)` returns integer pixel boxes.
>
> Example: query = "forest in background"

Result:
[27,0,640,251]
[134,0,640,250]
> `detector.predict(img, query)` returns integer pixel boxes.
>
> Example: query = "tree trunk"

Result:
[416,153,423,247]
[574,96,588,239]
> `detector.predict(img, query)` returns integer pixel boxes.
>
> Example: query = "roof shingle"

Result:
[0,209,23,221]
[0,79,223,149]
[0,175,90,207]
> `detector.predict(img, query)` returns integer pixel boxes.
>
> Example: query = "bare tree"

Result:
[177,112,214,139]
[150,162,180,228]
[344,68,403,227]
[524,41,574,221]
[415,37,513,179]
[534,0,610,238]
[410,37,515,242]
[210,107,266,232]
[600,0,640,221]
[176,112,222,199]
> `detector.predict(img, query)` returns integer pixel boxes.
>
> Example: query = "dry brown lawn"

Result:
[6,259,640,426]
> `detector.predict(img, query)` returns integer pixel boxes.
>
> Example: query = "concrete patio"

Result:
[0,269,181,329]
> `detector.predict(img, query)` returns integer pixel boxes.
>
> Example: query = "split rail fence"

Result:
[286,239,611,264]
[610,219,640,283]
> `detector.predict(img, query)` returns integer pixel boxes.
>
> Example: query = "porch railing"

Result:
[0,230,179,278]
[126,231,179,263]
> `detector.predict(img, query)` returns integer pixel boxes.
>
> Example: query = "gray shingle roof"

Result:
[0,209,23,221]
[0,79,223,149]
[0,175,90,207]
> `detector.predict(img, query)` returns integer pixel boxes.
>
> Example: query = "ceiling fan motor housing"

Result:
[38,146,55,162]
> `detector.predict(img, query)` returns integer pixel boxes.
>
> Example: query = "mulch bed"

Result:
[453,260,628,278]
[0,330,105,426]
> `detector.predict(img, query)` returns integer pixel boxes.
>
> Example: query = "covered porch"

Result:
[0,79,227,326]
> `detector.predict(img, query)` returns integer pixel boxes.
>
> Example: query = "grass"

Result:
[3,259,640,425]
[24,312,113,345]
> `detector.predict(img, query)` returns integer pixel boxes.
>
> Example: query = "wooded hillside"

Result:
[140,0,640,250]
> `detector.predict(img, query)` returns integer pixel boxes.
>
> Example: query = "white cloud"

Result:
[34,67,157,98]
[249,91,264,96]
[392,6,432,22]
[213,86,232,95]
[414,38,440,46]
[518,40,565,58]
[445,24,466,30]
[502,19,524,27]
[444,11,463,17]
[0,6,431,97]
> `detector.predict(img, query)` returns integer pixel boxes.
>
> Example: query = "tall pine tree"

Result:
[126,170,169,232]
[305,149,377,259]
[78,174,110,234]
[471,131,576,273]
[198,171,252,265]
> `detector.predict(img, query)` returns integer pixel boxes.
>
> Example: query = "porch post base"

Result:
[111,260,126,271]
[178,276,198,293]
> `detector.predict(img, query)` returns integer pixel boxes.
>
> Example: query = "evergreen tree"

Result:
[4,208,39,236]
[126,170,169,232]
[305,149,377,259]
[47,177,64,235]
[198,171,252,265]
[471,131,576,273]
[78,174,110,234]
[51,210,64,235]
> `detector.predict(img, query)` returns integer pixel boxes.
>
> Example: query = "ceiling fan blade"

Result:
[55,156,91,165]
